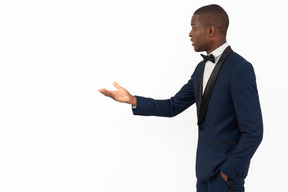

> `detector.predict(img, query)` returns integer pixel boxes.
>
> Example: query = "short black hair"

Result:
[194,4,229,36]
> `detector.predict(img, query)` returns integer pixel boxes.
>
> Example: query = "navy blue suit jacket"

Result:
[132,48,263,181]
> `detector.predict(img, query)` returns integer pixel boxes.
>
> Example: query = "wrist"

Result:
[130,95,137,106]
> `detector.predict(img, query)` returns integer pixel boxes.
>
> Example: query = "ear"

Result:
[208,26,216,36]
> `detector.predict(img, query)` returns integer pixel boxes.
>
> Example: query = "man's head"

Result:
[189,4,229,54]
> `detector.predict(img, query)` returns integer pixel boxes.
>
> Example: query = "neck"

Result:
[206,39,226,54]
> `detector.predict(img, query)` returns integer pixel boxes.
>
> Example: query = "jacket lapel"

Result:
[196,61,205,119]
[197,46,233,125]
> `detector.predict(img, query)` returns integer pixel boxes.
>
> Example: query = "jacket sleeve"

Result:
[132,76,196,117]
[221,61,263,180]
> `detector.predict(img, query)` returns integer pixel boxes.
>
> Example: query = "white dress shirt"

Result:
[202,42,229,94]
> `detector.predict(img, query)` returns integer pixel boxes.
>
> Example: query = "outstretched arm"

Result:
[98,82,137,106]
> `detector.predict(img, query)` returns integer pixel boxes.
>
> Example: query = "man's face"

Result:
[189,14,208,52]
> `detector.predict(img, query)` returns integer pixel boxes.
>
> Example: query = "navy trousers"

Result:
[196,172,245,192]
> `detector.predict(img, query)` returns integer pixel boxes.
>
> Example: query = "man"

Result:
[99,4,263,192]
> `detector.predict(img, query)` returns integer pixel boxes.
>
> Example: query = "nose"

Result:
[189,29,193,38]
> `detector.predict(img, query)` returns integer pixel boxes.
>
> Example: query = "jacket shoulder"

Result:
[228,51,248,63]
[227,51,254,70]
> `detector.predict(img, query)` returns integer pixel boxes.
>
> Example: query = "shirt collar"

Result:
[210,42,229,64]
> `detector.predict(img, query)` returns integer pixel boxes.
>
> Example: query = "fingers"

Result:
[98,88,113,97]
[99,82,123,92]
[98,88,106,96]
[98,88,105,93]
[113,81,122,90]
[98,82,125,101]
[220,170,228,182]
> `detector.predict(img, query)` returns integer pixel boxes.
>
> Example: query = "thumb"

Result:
[113,81,122,90]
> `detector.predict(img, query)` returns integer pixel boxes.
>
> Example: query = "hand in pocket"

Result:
[220,170,228,182]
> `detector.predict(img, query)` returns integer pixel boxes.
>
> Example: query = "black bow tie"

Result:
[201,54,215,63]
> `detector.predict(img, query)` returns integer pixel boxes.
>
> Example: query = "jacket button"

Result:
[199,127,204,131]
[236,173,240,177]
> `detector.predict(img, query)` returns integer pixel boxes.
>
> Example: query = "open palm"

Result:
[98,82,136,105]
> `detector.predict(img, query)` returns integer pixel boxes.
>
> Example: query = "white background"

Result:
[0,0,287,191]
